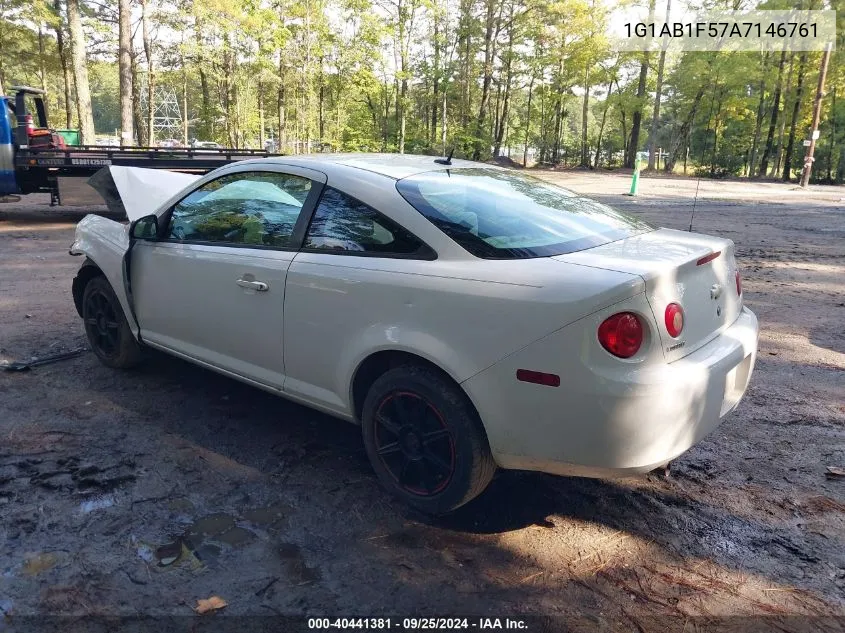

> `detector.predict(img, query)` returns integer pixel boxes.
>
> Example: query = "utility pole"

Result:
[799,43,832,188]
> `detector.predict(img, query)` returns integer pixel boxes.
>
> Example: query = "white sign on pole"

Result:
[803,139,812,146]
[812,130,821,140]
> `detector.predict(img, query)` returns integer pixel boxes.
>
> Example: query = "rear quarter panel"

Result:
[283,254,643,417]
[461,291,668,470]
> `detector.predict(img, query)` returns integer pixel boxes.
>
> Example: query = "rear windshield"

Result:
[396,168,652,259]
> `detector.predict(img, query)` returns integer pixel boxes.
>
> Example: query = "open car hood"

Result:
[88,166,201,222]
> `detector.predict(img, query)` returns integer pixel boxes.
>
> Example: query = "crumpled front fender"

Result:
[70,214,139,337]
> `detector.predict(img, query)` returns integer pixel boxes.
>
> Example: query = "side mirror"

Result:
[130,214,159,240]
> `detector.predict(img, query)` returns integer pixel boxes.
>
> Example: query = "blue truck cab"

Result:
[0,95,16,195]
[1,86,63,196]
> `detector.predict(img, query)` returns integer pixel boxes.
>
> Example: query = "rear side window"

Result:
[396,168,652,259]
[304,187,433,258]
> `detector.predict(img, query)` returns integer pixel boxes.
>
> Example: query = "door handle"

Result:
[237,278,269,292]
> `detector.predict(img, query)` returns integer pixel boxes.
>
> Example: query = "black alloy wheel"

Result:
[362,364,496,514]
[84,288,121,358]
[373,391,456,496]
[81,275,142,369]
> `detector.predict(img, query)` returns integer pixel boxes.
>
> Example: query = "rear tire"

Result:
[361,364,496,514]
[82,275,142,369]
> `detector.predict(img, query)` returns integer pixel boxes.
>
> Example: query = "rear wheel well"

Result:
[351,351,473,423]
[72,260,105,317]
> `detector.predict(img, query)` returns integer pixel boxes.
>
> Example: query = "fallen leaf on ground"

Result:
[825,466,845,479]
[194,596,228,614]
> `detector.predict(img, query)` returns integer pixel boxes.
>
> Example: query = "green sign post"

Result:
[628,151,647,196]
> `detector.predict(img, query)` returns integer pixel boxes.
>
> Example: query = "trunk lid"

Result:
[554,228,743,362]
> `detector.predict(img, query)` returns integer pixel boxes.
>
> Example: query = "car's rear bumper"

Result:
[464,306,759,478]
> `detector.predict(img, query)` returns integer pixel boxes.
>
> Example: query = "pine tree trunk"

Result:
[759,50,787,177]
[618,78,628,159]
[493,17,514,159]
[552,94,562,164]
[593,76,615,168]
[826,85,835,181]
[141,0,155,146]
[431,4,440,148]
[194,12,210,141]
[132,50,145,145]
[118,0,134,146]
[782,52,807,181]
[523,73,534,167]
[52,0,73,128]
[318,58,324,143]
[579,64,589,167]
[472,0,501,160]
[66,0,95,144]
[747,68,766,177]
[38,26,48,92]
[259,80,265,149]
[182,65,188,145]
[627,0,655,167]
[773,54,795,176]
[647,0,670,170]
[277,54,286,153]
[665,85,705,172]
[627,57,649,168]
[458,0,472,129]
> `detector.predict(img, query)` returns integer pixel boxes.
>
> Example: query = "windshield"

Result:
[396,168,653,259]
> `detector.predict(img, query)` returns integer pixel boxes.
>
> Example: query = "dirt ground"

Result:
[0,171,843,630]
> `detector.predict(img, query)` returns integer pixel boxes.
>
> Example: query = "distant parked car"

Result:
[191,140,223,150]
[70,154,758,514]
[158,139,182,148]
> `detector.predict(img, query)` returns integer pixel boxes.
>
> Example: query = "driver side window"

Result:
[167,171,312,248]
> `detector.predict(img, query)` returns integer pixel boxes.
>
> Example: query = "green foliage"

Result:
[0,0,842,182]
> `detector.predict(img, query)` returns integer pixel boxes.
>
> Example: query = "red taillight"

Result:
[25,113,34,131]
[664,303,684,338]
[735,270,742,295]
[597,312,643,358]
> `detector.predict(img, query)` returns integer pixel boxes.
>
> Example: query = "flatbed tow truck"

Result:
[1,86,280,205]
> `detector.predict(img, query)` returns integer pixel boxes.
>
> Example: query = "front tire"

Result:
[82,275,142,369]
[361,365,496,514]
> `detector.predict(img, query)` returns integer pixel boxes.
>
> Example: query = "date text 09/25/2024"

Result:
[307,618,529,630]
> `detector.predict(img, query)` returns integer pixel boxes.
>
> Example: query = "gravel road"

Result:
[0,172,843,630]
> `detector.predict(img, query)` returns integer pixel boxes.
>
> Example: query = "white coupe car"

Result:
[71,154,758,513]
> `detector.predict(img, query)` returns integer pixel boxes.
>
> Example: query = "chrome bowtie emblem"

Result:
[710,283,723,299]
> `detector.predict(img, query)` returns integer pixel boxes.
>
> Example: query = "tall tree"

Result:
[646,0,670,170]
[782,52,808,181]
[759,50,787,178]
[118,0,133,145]
[51,0,73,128]
[66,0,95,143]
[472,0,503,159]
[747,52,769,177]
[626,0,655,168]
[140,0,154,145]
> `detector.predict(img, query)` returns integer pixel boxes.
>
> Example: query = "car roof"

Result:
[239,152,488,180]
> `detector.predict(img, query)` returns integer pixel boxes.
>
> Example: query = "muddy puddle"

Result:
[138,504,297,572]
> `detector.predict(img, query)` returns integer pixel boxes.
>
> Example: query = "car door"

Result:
[283,186,436,412]
[131,165,325,389]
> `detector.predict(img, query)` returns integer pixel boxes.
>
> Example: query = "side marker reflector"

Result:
[516,369,561,387]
